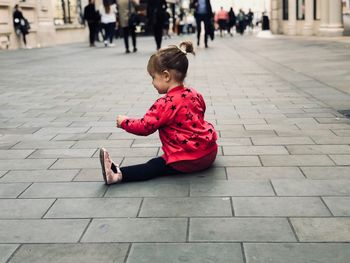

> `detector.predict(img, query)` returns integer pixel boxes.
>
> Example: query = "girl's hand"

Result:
[116,115,128,128]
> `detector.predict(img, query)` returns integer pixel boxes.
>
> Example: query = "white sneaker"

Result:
[108,43,115,47]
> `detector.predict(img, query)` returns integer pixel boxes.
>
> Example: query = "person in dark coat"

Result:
[13,4,29,47]
[227,7,236,36]
[84,0,100,47]
[190,0,213,48]
[147,0,167,50]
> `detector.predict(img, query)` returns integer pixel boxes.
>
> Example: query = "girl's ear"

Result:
[162,70,171,82]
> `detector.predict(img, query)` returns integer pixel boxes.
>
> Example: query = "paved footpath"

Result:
[0,34,350,263]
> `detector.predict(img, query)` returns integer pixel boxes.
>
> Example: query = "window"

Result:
[297,0,305,20]
[54,0,83,25]
[314,0,321,20]
[283,0,289,20]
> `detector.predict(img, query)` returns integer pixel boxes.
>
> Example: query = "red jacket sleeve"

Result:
[120,97,175,136]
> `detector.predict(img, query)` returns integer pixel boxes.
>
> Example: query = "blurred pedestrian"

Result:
[215,7,228,37]
[236,9,245,35]
[117,0,139,53]
[99,0,117,47]
[190,0,213,48]
[163,10,171,39]
[99,41,218,185]
[13,4,30,48]
[147,0,167,50]
[247,8,254,30]
[262,12,270,31]
[227,7,236,36]
[84,0,100,47]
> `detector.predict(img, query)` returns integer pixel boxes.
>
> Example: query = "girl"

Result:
[99,0,117,47]
[100,41,218,185]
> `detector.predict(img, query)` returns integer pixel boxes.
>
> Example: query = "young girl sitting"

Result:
[100,41,218,184]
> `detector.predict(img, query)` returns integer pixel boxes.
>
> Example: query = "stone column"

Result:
[287,0,297,35]
[318,0,329,35]
[328,0,344,35]
[303,0,314,35]
[319,0,344,36]
[270,0,280,34]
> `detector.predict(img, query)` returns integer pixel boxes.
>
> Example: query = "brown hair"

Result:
[103,0,110,13]
[147,41,195,82]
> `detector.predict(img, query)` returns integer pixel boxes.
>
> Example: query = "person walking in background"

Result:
[147,0,167,50]
[163,10,171,39]
[190,0,213,48]
[247,8,254,31]
[13,4,29,48]
[99,0,117,47]
[99,41,218,185]
[215,7,228,37]
[227,7,236,36]
[84,0,100,47]
[236,9,245,35]
[117,0,139,53]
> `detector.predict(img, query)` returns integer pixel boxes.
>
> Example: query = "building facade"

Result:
[270,0,345,36]
[0,0,90,50]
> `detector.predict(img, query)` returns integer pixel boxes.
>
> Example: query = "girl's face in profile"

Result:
[150,72,169,94]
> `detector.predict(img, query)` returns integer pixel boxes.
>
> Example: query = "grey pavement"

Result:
[1,34,350,262]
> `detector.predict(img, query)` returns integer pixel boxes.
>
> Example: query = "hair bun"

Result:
[179,41,195,55]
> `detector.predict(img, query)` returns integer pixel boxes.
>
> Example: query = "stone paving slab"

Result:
[0,244,19,263]
[45,198,141,218]
[0,159,57,170]
[260,155,334,166]
[139,197,232,217]
[0,219,89,243]
[28,149,96,159]
[0,170,79,182]
[19,182,106,198]
[128,243,244,263]
[291,218,350,242]
[81,218,187,242]
[322,197,350,216]
[0,183,30,198]
[189,218,296,242]
[223,145,289,155]
[226,167,304,180]
[272,179,350,196]
[0,199,55,219]
[190,180,274,196]
[301,167,350,179]
[232,197,330,217]
[105,181,189,197]
[8,243,129,263]
[244,243,350,263]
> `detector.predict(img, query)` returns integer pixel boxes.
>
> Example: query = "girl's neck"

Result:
[167,82,184,93]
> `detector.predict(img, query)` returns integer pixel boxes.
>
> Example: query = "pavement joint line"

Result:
[77,218,93,243]
[123,243,132,263]
[298,167,308,179]
[287,217,300,242]
[230,197,235,217]
[5,243,21,263]
[136,198,144,218]
[241,242,247,263]
[186,218,190,242]
[16,183,33,198]
[41,198,57,219]
[320,196,335,217]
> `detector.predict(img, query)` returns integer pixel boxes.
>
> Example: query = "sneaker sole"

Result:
[99,148,108,185]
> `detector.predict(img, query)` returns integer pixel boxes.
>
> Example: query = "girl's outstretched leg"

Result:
[120,157,181,182]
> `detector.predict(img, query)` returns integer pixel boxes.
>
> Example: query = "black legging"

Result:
[112,157,182,182]
[103,22,115,43]
[153,25,163,50]
[88,22,98,45]
[195,13,211,46]
[122,26,136,51]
